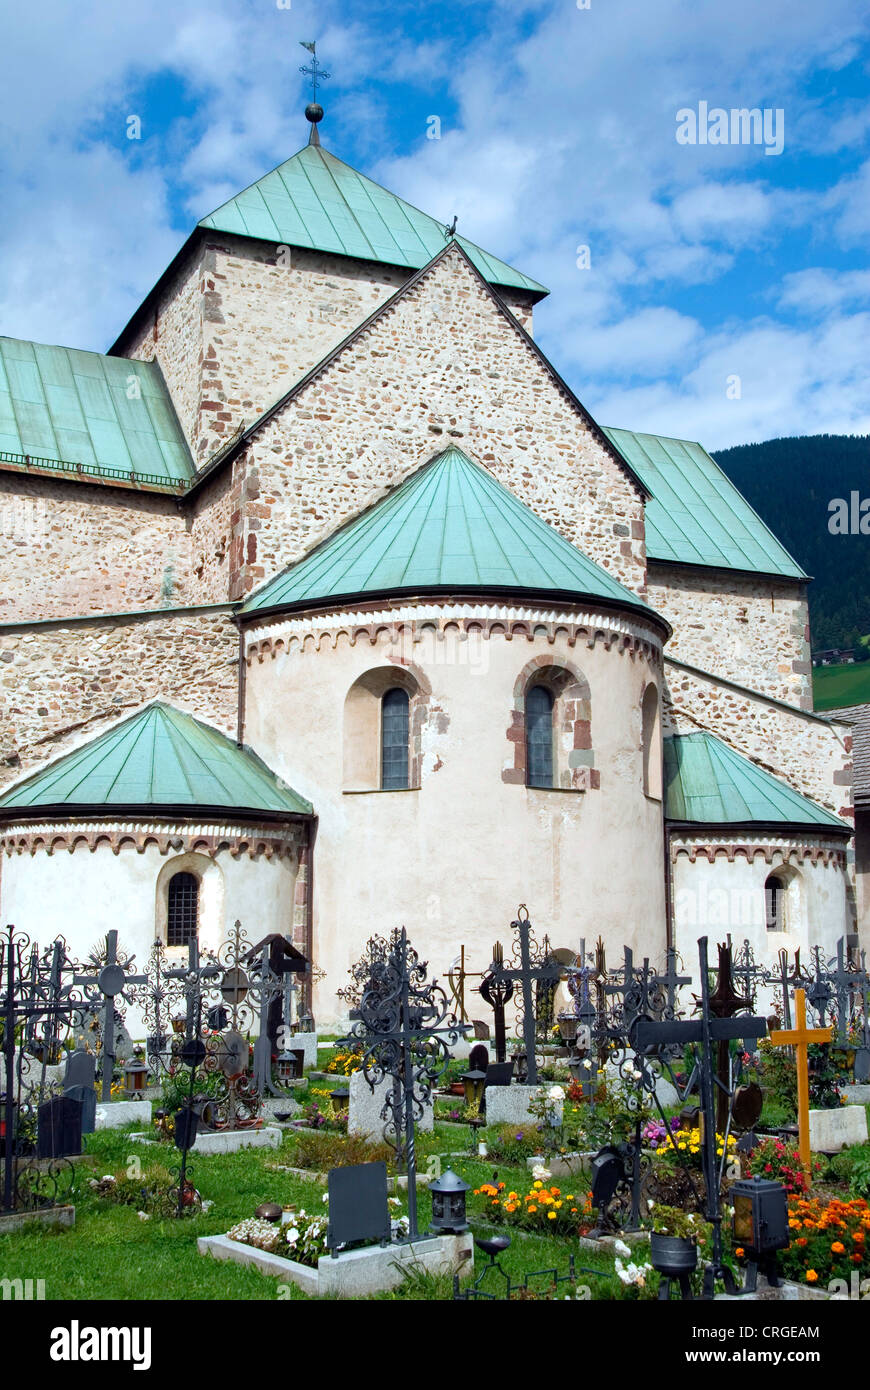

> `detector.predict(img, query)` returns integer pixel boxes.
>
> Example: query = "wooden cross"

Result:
[769,988,832,1177]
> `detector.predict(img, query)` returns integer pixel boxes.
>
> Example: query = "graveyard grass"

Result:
[0,1122,620,1301]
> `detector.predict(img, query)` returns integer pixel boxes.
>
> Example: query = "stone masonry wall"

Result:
[0,608,238,790]
[118,233,537,469]
[229,244,646,601]
[647,563,812,710]
[0,472,197,622]
[663,659,852,819]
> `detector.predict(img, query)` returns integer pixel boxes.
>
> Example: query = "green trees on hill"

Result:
[712,434,870,653]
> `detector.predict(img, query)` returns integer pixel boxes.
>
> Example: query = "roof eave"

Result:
[239,583,672,639]
[665,817,852,838]
[647,555,810,585]
[0,802,313,824]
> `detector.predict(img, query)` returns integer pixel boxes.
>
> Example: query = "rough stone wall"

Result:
[648,563,812,709]
[0,608,238,789]
[0,472,196,622]
[663,658,852,819]
[230,245,646,600]
[117,243,205,452]
[188,463,238,604]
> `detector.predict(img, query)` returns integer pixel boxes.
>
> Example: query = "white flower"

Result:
[136,1211,150,1221]
[614,1239,631,1258]
[647,1199,655,1211]
[286,1228,299,1243]
[201,1200,214,1213]
[548,1085,565,1101]
[321,1193,329,1204]
[101,1174,116,1183]
[582,1059,592,1070]
[387,1196,401,1207]
[632,1070,643,1082]
[532,1163,552,1182]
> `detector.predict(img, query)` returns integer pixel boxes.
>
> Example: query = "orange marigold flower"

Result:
[796,1238,807,1247]
[831,1242,846,1254]
[734,1247,745,1257]
[806,1270,818,1283]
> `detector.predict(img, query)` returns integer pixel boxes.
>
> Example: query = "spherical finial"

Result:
[305,103,324,125]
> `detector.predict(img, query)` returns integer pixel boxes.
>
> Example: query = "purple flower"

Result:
[515,1132,524,1141]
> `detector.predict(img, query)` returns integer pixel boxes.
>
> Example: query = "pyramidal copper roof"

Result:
[241,445,663,623]
[198,142,548,298]
[664,731,848,831]
[0,702,311,818]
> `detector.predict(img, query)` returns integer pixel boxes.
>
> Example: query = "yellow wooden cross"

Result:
[769,988,832,1177]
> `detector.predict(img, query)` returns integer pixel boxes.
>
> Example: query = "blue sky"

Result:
[1,0,868,449]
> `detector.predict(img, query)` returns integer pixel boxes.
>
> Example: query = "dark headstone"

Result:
[854,1047,870,1083]
[207,1005,229,1032]
[484,1061,514,1087]
[472,1020,491,1040]
[63,1047,96,1091]
[731,1081,764,1131]
[64,1084,96,1134]
[37,1095,82,1159]
[469,1043,489,1072]
[326,1162,391,1252]
[174,1107,199,1151]
[679,1105,701,1129]
[736,1131,760,1154]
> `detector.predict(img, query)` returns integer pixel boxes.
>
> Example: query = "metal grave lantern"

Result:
[277,1048,302,1083]
[121,1050,149,1093]
[429,1167,470,1234]
[329,1087,350,1114]
[731,1176,790,1291]
[460,1069,487,1111]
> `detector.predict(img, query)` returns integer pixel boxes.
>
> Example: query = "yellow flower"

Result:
[548,1211,557,1220]
[533,1180,543,1189]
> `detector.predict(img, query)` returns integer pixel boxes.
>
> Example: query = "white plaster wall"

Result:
[244,616,667,1026]
[672,844,852,1016]
[0,839,298,1038]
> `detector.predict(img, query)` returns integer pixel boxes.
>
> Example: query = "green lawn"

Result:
[0,1124,617,1302]
[812,661,870,711]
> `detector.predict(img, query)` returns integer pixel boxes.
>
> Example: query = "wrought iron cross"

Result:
[485,907,561,1086]
[299,41,330,100]
[73,931,148,1101]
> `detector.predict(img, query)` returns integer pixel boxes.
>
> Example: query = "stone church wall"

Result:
[0,607,238,790]
[232,247,647,601]
[663,659,852,819]
[0,472,197,623]
[647,562,812,709]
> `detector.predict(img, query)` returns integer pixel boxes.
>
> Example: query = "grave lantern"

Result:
[276,1049,301,1083]
[731,1176,790,1291]
[460,1069,487,1112]
[329,1087,350,1114]
[428,1167,470,1234]
[121,1055,149,1093]
[557,1011,578,1044]
[511,1050,528,1084]
[299,1009,315,1034]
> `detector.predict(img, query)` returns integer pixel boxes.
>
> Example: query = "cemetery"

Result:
[3,908,870,1302]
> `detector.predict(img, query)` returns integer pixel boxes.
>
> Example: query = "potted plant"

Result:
[647,1203,705,1278]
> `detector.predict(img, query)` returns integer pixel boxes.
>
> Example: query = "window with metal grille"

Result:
[167,871,199,947]
[765,874,785,931]
[526,684,554,788]
[381,687,410,790]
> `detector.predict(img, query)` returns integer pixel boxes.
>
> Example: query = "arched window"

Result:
[526,684,554,788]
[765,874,786,932]
[381,687,410,790]
[167,871,199,947]
[642,684,662,799]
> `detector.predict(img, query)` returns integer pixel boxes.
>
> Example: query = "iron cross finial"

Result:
[299,41,330,101]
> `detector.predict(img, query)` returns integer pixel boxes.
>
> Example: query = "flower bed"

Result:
[742,1136,823,1195]
[472,1178,593,1233]
[227,1209,328,1267]
[773,1195,870,1288]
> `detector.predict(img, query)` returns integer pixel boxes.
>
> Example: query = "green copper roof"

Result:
[242,445,660,619]
[198,143,548,298]
[602,427,806,579]
[0,703,311,817]
[664,732,846,830]
[0,338,194,489]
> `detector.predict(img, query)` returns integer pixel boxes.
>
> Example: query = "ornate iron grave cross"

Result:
[242,933,309,1097]
[72,931,148,1102]
[805,945,835,1031]
[729,938,765,1012]
[634,937,768,1298]
[478,942,514,1064]
[824,937,865,1047]
[339,926,466,1242]
[484,906,561,1086]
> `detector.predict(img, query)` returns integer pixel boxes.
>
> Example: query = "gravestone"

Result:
[347,1068,433,1140]
[326,1161,391,1252]
[63,1047,97,1133]
[37,1095,82,1159]
[468,1043,489,1072]
[808,1105,868,1153]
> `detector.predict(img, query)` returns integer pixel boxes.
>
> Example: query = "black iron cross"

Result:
[485,907,561,1086]
[73,931,148,1101]
[634,937,768,1298]
[478,942,514,1065]
[826,938,863,1047]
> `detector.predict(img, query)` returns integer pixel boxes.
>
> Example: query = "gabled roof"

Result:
[198,142,548,299]
[0,703,311,819]
[0,338,194,490]
[241,444,664,624]
[664,731,848,832]
[602,427,806,580]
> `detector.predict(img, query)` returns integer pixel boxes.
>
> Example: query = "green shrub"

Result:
[482,1123,543,1165]
[291,1128,395,1171]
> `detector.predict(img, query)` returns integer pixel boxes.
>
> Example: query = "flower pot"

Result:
[649,1233,698,1277]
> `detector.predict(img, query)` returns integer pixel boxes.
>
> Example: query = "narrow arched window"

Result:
[642,684,662,799]
[167,871,199,947]
[526,684,554,788]
[765,874,785,932]
[381,687,410,790]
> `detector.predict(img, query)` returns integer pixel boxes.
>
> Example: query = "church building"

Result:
[0,102,856,1023]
